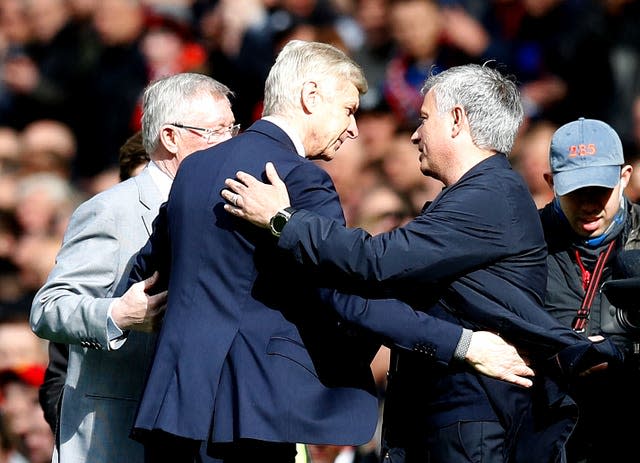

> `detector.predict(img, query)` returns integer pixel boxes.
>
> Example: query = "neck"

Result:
[442,149,497,186]
[151,158,178,179]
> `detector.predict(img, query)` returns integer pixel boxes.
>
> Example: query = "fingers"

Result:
[578,362,609,377]
[505,373,533,389]
[148,290,168,309]
[235,170,260,187]
[224,176,246,193]
[265,162,283,186]
[143,271,159,291]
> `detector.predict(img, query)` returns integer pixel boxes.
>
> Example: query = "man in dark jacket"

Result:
[222,64,622,463]
[539,117,640,463]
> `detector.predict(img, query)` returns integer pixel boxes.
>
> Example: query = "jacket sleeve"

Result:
[30,197,121,349]
[284,162,462,365]
[278,182,518,291]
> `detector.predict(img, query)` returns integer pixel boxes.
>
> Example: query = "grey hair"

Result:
[141,73,233,154]
[16,173,74,204]
[262,40,368,116]
[421,63,524,155]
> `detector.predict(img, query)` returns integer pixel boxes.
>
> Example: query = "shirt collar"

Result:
[262,115,306,158]
[147,160,173,202]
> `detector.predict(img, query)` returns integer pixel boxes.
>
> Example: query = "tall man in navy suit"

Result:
[222,63,623,463]
[131,42,536,463]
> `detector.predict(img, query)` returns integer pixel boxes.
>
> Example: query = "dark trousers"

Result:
[143,430,220,463]
[383,421,505,463]
[144,430,297,463]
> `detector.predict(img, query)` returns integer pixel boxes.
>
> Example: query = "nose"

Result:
[346,115,358,139]
[410,129,420,145]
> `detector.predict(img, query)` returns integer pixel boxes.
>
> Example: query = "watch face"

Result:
[272,214,288,234]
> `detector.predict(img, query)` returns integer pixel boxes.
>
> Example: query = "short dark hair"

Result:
[118,131,149,181]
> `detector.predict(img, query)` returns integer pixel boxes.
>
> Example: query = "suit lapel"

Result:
[134,168,164,237]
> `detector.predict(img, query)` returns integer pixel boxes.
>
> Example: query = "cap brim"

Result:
[553,165,621,196]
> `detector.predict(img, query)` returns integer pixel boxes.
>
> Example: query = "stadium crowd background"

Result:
[0,0,640,461]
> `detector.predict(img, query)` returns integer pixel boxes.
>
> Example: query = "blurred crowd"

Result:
[0,0,640,461]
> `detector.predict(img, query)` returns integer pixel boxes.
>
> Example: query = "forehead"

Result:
[187,95,233,123]
[332,80,360,105]
[419,90,436,115]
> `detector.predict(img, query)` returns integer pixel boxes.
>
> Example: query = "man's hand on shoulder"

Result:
[465,331,534,388]
[222,162,291,228]
[111,271,167,332]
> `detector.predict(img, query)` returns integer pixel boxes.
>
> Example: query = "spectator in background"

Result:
[1,0,95,132]
[0,128,20,214]
[0,315,47,371]
[506,0,614,124]
[350,0,394,111]
[73,0,148,186]
[353,183,411,237]
[383,0,444,125]
[381,129,444,214]
[315,136,378,226]
[539,117,640,462]
[0,0,31,118]
[354,101,398,172]
[13,173,78,239]
[0,362,52,463]
[118,130,149,181]
[0,128,20,176]
[18,119,76,180]
[139,12,207,83]
[625,153,640,204]
[0,411,28,463]
[11,234,60,300]
[510,119,556,208]
[601,0,640,141]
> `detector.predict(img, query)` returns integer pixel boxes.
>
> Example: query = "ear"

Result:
[543,172,554,189]
[301,81,320,114]
[450,105,465,137]
[621,164,633,189]
[160,125,179,155]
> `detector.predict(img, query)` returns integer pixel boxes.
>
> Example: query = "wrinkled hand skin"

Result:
[111,271,167,332]
[465,331,534,388]
[222,162,291,228]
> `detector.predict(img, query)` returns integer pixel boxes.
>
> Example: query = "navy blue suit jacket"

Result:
[275,154,621,462]
[130,120,467,448]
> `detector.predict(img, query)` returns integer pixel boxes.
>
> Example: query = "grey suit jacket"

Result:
[30,168,164,463]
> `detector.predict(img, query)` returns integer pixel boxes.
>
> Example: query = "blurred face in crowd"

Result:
[389,0,442,60]
[0,322,47,370]
[306,78,360,161]
[383,132,427,193]
[25,0,69,43]
[93,0,144,46]
[0,0,30,44]
[555,166,632,238]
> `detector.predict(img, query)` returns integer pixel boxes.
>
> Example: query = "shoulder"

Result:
[69,177,140,224]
